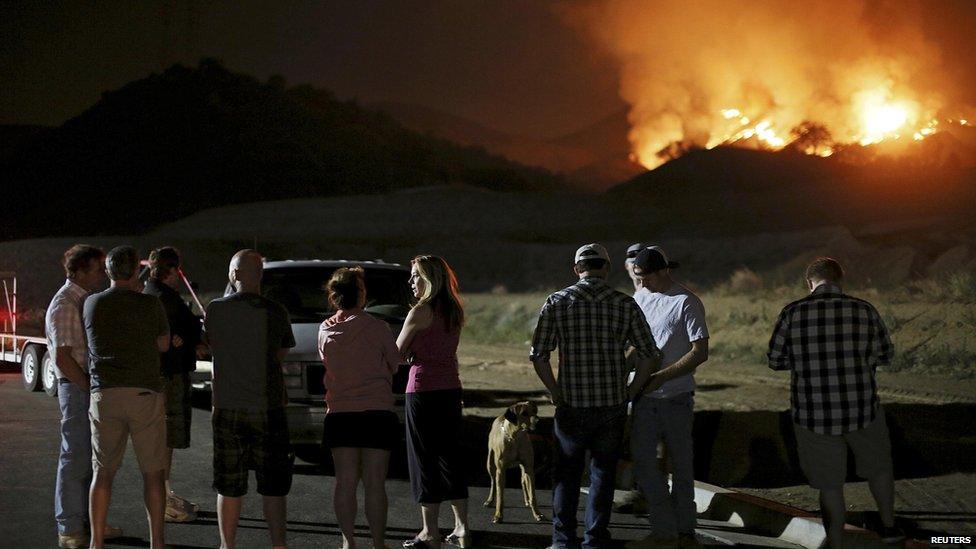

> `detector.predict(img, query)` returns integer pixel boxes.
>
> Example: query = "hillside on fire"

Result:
[0,60,563,241]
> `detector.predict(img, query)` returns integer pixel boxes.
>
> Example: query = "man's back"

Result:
[85,287,168,392]
[531,277,656,408]
[206,292,295,411]
[768,284,892,434]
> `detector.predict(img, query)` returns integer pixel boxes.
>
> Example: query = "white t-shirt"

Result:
[633,282,708,399]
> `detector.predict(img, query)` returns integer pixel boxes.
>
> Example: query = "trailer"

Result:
[0,272,59,396]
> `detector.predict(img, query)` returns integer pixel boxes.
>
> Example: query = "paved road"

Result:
[0,368,735,548]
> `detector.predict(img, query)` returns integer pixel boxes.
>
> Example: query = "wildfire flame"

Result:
[564,0,976,170]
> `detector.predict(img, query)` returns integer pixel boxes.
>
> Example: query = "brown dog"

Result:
[483,401,545,523]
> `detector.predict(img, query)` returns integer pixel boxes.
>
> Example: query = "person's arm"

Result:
[151,297,171,352]
[625,302,663,398]
[529,299,562,405]
[396,304,433,362]
[870,306,894,370]
[384,325,401,374]
[627,354,658,400]
[651,339,709,383]
[52,302,89,390]
[55,347,90,391]
[531,357,563,406]
[767,307,792,371]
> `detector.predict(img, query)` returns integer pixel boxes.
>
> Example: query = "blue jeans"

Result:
[56,380,92,534]
[552,403,627,549]
[631,392,696,536]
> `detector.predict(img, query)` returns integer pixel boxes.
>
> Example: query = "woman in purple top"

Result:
[397,255,469,549]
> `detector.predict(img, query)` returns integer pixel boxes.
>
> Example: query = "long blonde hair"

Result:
[412,255,464,331]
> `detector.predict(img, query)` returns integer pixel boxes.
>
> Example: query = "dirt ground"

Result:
[457,341,976,540]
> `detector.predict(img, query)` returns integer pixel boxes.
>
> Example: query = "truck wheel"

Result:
[21,345,42,392]
[41,351,59,397]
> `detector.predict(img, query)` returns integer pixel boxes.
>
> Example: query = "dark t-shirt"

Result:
[143,279,201,376]
[205,292,296,410]
[85,287,170,392]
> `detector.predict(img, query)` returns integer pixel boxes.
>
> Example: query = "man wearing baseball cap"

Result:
[531,243,662,549]
[628,246,709,546]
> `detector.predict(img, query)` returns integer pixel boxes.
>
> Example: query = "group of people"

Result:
[45,239,902,549]
[46,245,471,549]
[531,243,902,549]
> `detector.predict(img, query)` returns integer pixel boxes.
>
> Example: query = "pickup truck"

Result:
[193,259,412,462]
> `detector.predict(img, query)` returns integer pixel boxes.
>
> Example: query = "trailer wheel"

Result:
[41,350,59,397]
[21,345,42,392]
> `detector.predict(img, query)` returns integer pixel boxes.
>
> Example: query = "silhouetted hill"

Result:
[0,61,564,240]
[607,147,976,235]
[0,125,48,160]
[373,102,644,190]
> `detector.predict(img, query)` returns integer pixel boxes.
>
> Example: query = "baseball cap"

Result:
[574,243,610,264]
[625,242,650,264]
[633,246,680,273]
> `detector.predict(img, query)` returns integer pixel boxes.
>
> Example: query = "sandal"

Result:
[444,532,471,549]
[404,537,440,549]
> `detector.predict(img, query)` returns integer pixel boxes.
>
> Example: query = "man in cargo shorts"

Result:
[143,246,202,522]
[768,257,904,547]
[84,246,171,548]
[205,249,296,549]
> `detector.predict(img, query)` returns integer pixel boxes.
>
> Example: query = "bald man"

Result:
[204,250,296,549]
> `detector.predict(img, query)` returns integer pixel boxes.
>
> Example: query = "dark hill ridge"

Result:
[0,60,563,240]
[372,102,643,190]
[608,146,976,235]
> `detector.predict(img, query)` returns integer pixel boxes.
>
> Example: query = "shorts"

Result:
[794,411,894,490]
[163,372,192,449]
[90,387,167,474]
[212,408,293,497]
[323,410,399,451]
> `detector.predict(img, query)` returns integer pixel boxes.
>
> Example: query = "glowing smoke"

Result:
[561,0,969,168]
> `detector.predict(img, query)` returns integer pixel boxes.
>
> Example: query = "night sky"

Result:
[2,1,975,140]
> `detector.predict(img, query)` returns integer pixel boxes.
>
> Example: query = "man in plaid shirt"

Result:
[45,244,123,548]
[768,257,903,547]
[532,243,661,549]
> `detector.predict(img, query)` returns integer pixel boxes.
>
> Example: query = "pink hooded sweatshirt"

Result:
[318,310,400,413]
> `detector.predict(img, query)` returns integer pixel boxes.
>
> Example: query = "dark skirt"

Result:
[405,388,469,503]
[323,410,399,451]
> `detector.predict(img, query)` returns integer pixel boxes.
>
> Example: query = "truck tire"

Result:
[21,345,42,392]
[41,350,59,397]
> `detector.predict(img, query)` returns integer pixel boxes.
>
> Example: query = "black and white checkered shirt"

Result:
[531,276,660,408]
[767,284,893,435]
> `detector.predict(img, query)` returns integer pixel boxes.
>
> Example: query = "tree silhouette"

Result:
[788,121,833,155]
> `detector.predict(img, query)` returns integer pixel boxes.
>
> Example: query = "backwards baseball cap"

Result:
[625,242,650,264]
[633,246,680,273]
[574,243,610,264]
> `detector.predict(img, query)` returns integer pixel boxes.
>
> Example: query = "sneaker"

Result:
[879,525,906,544]
[57,531,89,549]
[166,494,198,523]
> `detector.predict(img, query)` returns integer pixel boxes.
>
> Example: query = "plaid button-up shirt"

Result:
[531,276,660,408]
[767,284,893,435]
[45,279,90,377]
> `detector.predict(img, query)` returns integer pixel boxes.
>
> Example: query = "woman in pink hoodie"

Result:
[319,267,400,549]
